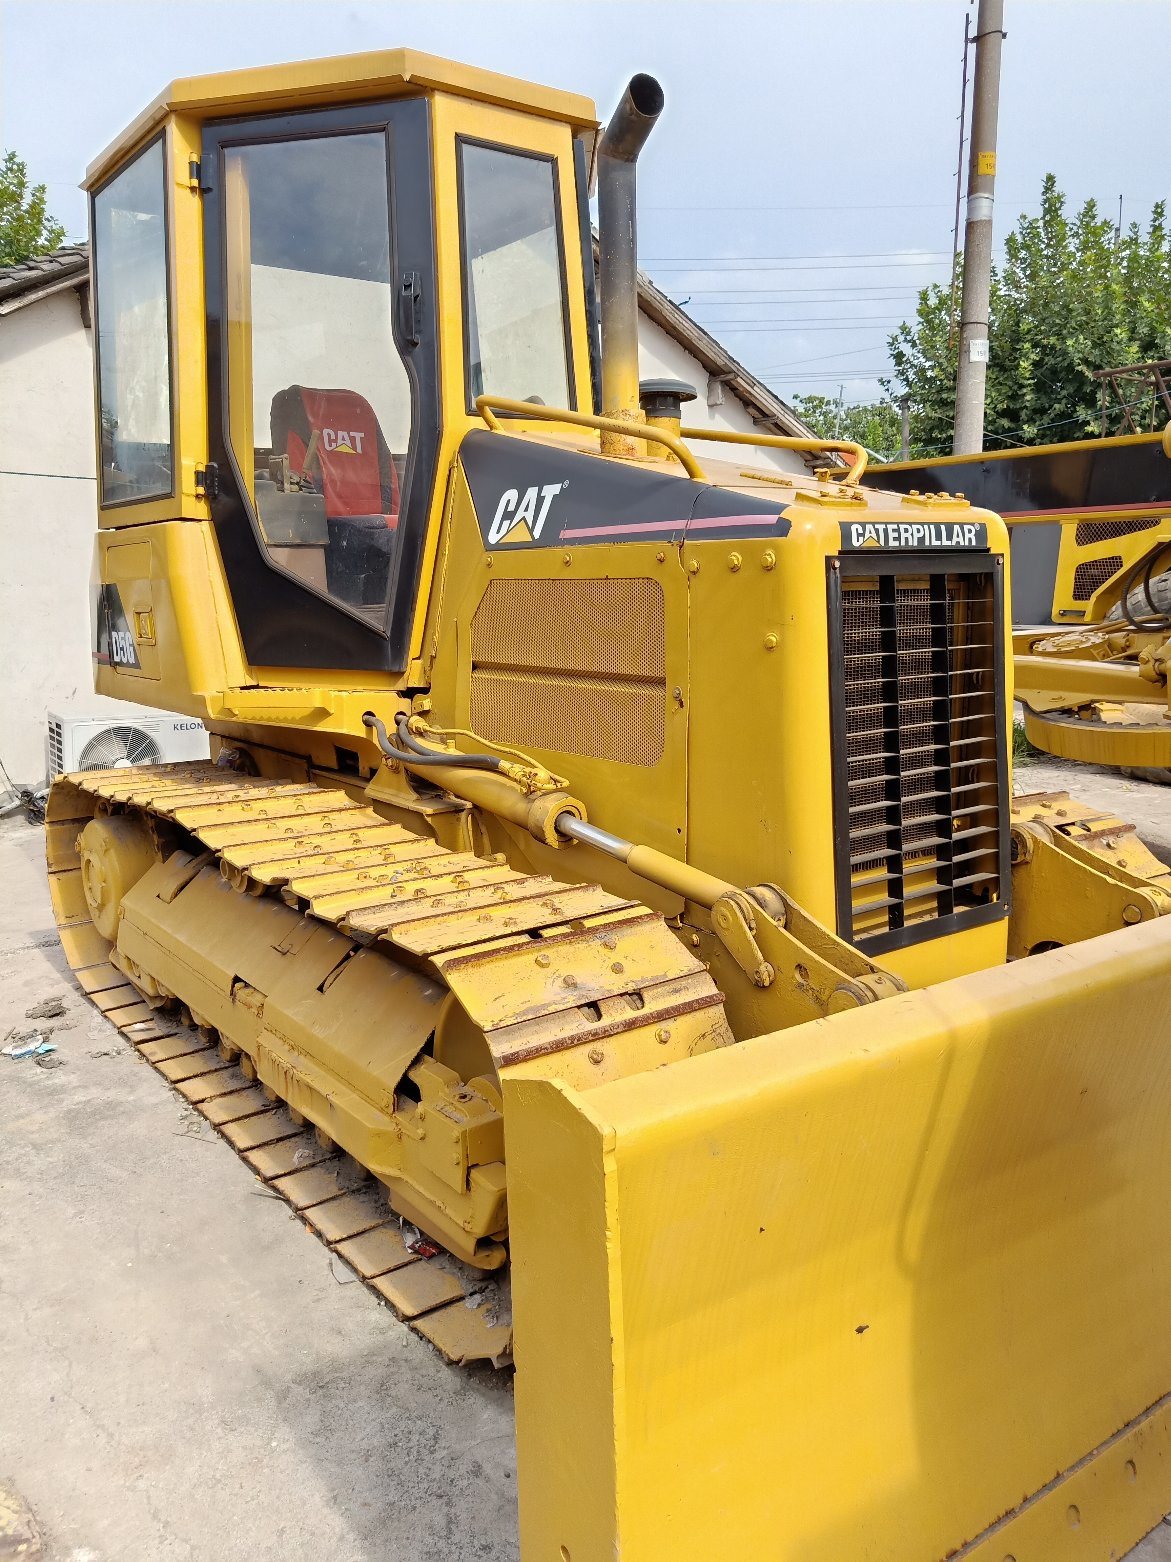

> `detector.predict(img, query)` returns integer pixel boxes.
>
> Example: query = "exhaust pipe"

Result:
[597,73,664,457]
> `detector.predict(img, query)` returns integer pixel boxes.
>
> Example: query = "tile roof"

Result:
[0,243,90,309]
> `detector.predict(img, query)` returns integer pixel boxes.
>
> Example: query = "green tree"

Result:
[884,176,1171,453]
[792,393,903,459]
[0,150,66,267]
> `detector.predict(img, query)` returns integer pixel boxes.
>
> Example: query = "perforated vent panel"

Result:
[1072,556,1124,601]
[470,577,666,766]
[48,719,63,778]
[829,558,1008,953]
[1074,518,1159,546]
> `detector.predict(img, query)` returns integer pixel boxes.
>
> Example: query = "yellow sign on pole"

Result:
[977,150,997,176]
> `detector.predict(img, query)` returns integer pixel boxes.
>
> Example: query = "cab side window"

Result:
[459,142,572,411]
[92,137,174,505]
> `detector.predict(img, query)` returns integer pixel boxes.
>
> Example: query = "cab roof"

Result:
[86,48,598,187]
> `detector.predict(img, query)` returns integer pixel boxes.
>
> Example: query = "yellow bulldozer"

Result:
[48,48,1171,1561]
[867,429,1171,775]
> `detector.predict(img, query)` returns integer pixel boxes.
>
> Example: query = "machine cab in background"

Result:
[85,52,599,679]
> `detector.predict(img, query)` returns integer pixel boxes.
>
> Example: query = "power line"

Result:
[690,323,898,334]
[647,257,951,273]
[644,200,954,213]
[755,344,897,371]
[645,249,951,264]
[672,287,924,298]
[691,312,907,324]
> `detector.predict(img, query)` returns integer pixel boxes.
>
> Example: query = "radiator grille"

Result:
[1074,518,1159,546]
[829,560,1008,953]
[470,577,666,766]
[1072,555,1123,601]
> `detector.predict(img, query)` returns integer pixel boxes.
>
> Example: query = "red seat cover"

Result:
[285,387,398,525]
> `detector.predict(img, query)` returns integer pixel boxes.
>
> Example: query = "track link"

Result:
[46,761,730,1369]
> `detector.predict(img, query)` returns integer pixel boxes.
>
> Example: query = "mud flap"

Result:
[504,918,1171,1561]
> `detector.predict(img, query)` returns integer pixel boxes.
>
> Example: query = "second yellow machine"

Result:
[49,48,1171,1562]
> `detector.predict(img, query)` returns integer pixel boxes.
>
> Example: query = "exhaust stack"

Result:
[597,73,664,457]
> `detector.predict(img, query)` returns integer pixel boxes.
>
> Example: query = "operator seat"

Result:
[269,385,400,608]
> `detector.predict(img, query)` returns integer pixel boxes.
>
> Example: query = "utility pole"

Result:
[952,0,1005,454]
[899,394,911,460]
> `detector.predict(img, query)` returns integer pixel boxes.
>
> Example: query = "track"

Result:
[46,761,729,1369]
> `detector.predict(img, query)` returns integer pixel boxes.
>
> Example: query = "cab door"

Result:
[201,98,439,672]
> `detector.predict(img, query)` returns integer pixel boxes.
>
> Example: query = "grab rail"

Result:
[677,425,869,485]
[474,394,707,481]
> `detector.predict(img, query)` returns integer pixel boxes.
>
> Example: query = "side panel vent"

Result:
[1072,555,1124,601]
[470,577,666,767]
[1073,519,1160,546]
[828,554,1009,954]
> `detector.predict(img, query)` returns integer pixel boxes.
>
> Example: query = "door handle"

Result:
[397,271,423,349]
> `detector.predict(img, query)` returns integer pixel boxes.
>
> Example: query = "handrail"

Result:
[474,394,707,481]
[678,424,868,485]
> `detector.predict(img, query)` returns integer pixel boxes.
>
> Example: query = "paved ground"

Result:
[0,817,516,1562]
[2,755,1171,1559]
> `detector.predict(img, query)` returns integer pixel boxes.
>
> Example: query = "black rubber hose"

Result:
[362,712,507,772]
[1120,544,1171,633]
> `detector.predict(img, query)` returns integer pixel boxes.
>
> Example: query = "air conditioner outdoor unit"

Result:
[47,710,211,776]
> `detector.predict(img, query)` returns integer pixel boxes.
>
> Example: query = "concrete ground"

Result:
[0,816,516,1562]
[2,754,1171,1560]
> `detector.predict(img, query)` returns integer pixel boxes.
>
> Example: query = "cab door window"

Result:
[222,131,411,618]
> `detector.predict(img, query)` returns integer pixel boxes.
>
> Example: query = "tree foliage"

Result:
[792,393,904,460]
[884,176,1171,454]
[0,150,66,268]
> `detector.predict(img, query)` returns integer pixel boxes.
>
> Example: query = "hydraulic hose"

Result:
[362,712,507,773]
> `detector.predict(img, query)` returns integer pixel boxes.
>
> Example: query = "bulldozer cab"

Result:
[87,52,597,672]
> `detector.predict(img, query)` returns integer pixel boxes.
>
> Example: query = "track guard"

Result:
[505,918,1171,1561]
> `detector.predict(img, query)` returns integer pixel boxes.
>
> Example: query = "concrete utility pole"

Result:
[952,0,1005,454]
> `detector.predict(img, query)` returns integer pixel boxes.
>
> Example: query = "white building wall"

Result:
[0,288,122,787]
[635,314,807,475]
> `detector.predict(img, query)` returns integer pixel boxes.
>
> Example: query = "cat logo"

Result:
[488,481,568,545]
[321,428,366,455]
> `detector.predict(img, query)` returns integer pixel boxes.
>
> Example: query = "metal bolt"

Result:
[656,550,666,563]
[601,936,617,951]
[588,1046,604,1065]
[564,973,577,989]
[690,933,701,947]
[761,549,776,571]
[764,633,778,651]
[655,1027,671,1045]
[611,961,624,974]
[535,952,551,968]
[485,555,493,567]
[687,559,700,575]
[563,552,572,566]
[1123,904,1142,924]
[728,551,742,572]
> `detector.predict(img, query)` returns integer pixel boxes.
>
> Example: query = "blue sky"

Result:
[2,0,1167,408]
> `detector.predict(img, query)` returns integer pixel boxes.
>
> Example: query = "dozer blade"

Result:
[505,917,1171,1561]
